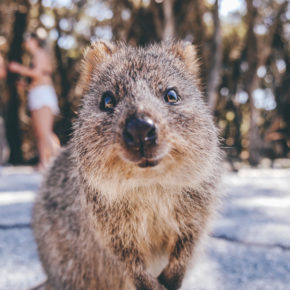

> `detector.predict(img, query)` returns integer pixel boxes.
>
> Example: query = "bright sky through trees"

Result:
[56,0,245,18]
[219,0,245,17]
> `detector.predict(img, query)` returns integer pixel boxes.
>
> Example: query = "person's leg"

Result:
[31,106,60,169]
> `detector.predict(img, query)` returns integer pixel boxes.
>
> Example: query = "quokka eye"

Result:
[164,89,181,105]
[100,91,117,112]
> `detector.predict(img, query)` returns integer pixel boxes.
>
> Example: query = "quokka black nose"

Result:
[123,117,157,149]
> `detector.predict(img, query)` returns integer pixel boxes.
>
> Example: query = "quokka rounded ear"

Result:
[83,40,116,61]
[168,41,200,81]
[78,41,116,94]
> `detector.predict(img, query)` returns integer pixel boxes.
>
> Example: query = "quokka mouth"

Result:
[137,158,160,168]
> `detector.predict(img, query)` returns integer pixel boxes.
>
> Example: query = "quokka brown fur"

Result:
[32,41,222,290]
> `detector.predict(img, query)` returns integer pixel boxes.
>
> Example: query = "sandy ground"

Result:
[0,166,289,290]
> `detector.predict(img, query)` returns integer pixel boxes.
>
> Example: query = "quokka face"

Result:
[73,41,219,195]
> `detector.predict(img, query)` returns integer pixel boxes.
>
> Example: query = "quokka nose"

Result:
[123,116,157,149]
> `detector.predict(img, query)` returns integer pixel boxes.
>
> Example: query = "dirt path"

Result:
[0,166,289,290]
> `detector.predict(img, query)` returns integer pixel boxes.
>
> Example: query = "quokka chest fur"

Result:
[32,41,222,290]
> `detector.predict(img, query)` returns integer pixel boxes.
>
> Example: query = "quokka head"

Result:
[73,41,220,195]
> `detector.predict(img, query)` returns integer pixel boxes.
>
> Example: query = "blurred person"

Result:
[0,53,6,79]
[9,33,60,170]
[0,53,9,165]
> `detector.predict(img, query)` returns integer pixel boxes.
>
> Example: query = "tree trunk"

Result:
[244,0,287,165]
[247,87,261,165]
[244,0,260,165]
[5,7,29,164]
[54,13,73,144]
[207,0,222,111]
[162,0,175,41]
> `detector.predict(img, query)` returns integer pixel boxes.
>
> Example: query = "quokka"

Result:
[33,41,222,290]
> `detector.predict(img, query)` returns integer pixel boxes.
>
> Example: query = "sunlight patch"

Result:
[0,191,35,205]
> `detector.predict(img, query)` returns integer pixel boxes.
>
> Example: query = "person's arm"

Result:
[0,54,6,79]
[9,61,39,79]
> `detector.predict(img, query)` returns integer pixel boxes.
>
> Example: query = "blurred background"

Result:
[0,2,289,289]
[0,0,289,168]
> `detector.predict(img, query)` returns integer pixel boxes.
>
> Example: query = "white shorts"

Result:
[28,85,60,115]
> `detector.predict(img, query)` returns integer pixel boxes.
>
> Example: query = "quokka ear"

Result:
[78,41,116,94]
[169,41,200,85]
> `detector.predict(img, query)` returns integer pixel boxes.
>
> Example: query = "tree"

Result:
[5,2,30,164]
[1,0,289,165]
